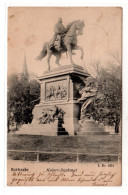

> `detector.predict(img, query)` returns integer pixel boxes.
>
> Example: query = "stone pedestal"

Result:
[31,65,89,136]
[16,119,58,136]
[16,64,108,136]
[77,119,109,135]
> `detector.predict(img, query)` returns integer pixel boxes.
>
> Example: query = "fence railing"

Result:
[7,149,121,163]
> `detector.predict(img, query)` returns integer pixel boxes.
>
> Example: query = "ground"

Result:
[7,134,121,162]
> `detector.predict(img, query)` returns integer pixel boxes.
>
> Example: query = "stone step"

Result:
[15,123,58,136]
[76,131,110,135]
[79,127,105,132]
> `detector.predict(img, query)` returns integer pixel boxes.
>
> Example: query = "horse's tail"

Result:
[35,42,47,61]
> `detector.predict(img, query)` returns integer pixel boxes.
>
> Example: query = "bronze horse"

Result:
[36,20,85,70]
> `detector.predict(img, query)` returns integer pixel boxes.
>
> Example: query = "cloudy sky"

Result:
[8,7,122,76]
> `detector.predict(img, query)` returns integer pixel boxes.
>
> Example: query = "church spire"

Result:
[22,53,29,77]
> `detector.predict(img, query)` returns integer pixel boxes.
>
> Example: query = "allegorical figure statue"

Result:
[78,77,97,122]
[36,18,85,70]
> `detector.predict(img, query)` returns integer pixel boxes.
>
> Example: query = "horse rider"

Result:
[49,17,66,51]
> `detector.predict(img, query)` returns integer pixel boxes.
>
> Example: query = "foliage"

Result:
[91,67,121,128]
[80,52,122,132]
[7,73,40,130]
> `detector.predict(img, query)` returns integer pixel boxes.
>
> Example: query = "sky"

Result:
[8,7,122,76]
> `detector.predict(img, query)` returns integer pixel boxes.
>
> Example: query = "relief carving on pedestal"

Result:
[45,80,67,101]
[38,105,66,124]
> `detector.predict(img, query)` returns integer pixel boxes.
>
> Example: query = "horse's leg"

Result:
[55,52,61,66]
[73,45,84,60]
[47,50,52,70]
[66,44,75,65]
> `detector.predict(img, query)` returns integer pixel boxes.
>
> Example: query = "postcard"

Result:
[7,7,122,186]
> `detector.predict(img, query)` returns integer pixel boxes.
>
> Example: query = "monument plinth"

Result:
[32,65,89,135]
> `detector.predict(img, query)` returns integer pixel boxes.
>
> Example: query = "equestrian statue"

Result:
[36,18,85,70]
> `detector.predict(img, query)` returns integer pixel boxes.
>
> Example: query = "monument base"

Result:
[76,119,110,135]
[16,118,69,136]
[31,102,81,136]
[31,65,89,136]
[16,65,90,136]
[15,120,58,136]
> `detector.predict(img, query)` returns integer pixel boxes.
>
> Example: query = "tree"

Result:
[80,52,121,133]
[7,73,40,131]
[91,67,121,133]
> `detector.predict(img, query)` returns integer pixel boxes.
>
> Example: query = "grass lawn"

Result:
[7,134,121,162]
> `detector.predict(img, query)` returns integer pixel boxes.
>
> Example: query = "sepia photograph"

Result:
[7,7,122,186]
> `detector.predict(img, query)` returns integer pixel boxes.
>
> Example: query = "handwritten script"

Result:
[10,170,116,186]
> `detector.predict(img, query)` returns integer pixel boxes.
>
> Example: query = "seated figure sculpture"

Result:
[78,77,98,122]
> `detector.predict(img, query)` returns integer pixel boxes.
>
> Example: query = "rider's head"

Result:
[58,17,63,23]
